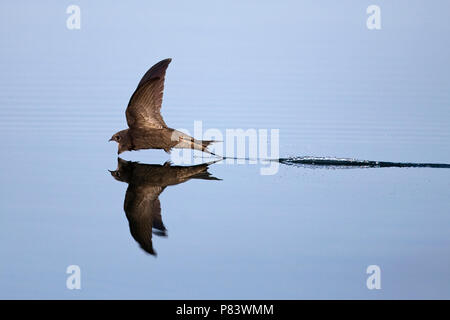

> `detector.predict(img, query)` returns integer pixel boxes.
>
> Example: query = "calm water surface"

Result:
[0,1,449,299]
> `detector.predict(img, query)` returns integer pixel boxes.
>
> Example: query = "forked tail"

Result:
[196,139,221,157]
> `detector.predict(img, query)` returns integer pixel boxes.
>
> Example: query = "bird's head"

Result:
[109,157,133,183]
[109,129,131,154]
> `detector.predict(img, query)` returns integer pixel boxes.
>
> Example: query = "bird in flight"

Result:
[109,58,218,155]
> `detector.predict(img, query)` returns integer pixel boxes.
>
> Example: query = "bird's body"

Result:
[110,58,217,155]
[116,127,215,154]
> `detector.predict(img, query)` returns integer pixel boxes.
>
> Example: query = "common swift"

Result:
[109,58,217,155]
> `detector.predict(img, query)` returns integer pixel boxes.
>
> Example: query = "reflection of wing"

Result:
[125,58,171,129]
[124,185,166,256]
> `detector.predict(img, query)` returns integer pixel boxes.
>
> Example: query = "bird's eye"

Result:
[116,172,121,177]
[116,136,121,141]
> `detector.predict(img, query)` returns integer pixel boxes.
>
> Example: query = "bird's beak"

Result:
[108,138,114,142]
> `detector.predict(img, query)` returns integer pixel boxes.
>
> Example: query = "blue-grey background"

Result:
[0,0,449,299]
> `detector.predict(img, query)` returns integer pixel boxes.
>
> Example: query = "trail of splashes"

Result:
[277,156,450,169]
[194,154,450,169]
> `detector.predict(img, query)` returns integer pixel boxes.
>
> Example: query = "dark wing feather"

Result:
[126,58,172,129]
[124,185,166,255]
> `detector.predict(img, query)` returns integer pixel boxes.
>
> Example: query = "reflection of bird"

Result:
[110,158,220,256]
[109,58,218,155]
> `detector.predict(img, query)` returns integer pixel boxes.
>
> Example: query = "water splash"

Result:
[277,156,450,169]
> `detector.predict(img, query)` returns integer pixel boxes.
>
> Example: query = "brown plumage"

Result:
[109,58,217,155]
[110,158,220,256]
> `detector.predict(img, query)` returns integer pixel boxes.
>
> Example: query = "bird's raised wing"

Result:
[126,58,172,129]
